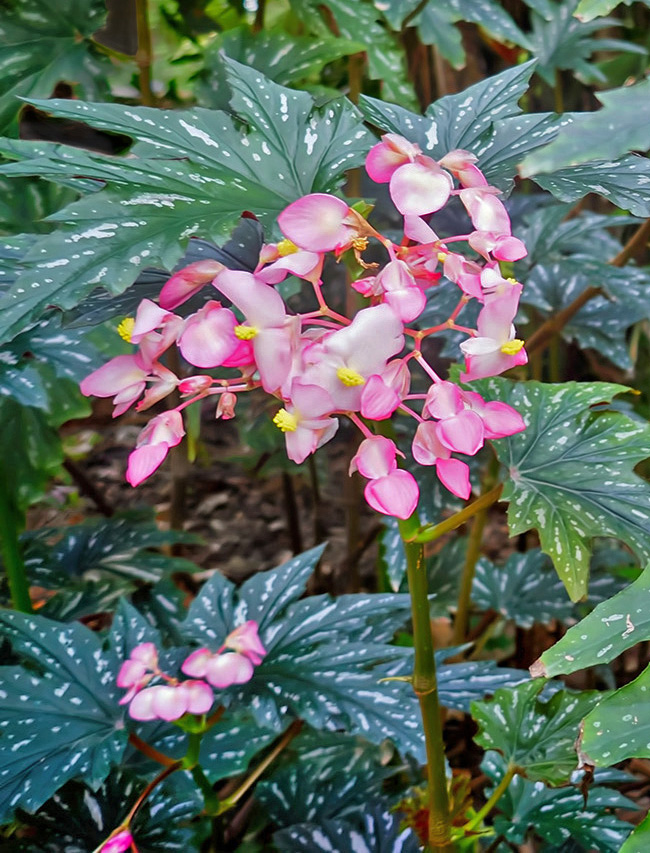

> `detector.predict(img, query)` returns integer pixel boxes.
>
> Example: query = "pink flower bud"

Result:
[216,391,237,420]
[100,829,133,853]
[178,375,214,395]
[225,621,267,666]
[159,260,225,310]
[205,652,254,688]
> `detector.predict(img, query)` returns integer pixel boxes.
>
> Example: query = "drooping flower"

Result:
[100,829,134,853]
[128,680,213,721]
[349,436,419,519]
[80,354,149,417]
[126,410,185,487]
[411,422,471,500]
[272,381,338,464]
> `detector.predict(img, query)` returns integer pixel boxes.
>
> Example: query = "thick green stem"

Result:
[413,484,503,544]
[398,518,452,849]
[135,0,155,106]
[0,489,32,613]
[462,765,516,834]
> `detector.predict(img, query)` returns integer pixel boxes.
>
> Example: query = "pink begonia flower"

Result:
[136,363,179,412]
[278,194,359,253]
[159,259,225,310]
[302,304,404,412]
[349,436,419,520]
[181,648,255,688]
[127,299,183,368]
[353,259,426,323]
[442,252,483,300]
[459,187,511,234]
[461,391,526,439]
[359,360,409,421]
[100,829,133,853]
[469,231,527,262]
[224,621,267,665]
[273,381,338,464]
[412,422,471,499]
[212,270,299,393]
[128,680,213,721]
[423,381,484,457]
[116,642,159,704]
[389,160,454,217]
[365,133,421,183]
[126,410,185,487]
[255,240,323,286]
[460,283,528,381]
[177,301,241,368]
[80,354,148,417]
[438,149,488,188]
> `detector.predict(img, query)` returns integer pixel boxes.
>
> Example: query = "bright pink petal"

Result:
[366,134,420,183]
[100,829,134,853]
[256,252,323,285]
[178,303,239,368]
[130,643,158,668]
[435,410,484,456]
[492,235,527,261]
[412,421,449,466]
[179,680,214,715]
[225,621,267,665]
[278,194,353,252]
[126,444,169,487]
[117,660,147,689]
[181,648,213,678]
[436,458,471,499]
[480,401,526,439]
[364,470,419,519]
[360,374,401,420]
[389,162,453,216]
[80,355,147,400]
[350,436,397,479]
[159,260,224,310]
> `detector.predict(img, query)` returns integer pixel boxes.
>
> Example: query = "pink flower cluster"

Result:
[81,133,528,518]
[117,621,266,721]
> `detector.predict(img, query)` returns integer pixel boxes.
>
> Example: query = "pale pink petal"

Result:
[436,458,471,499]
[213,270,287,328]
[459,188,510,234]
[130,642,158,668]
[291,382,335,419]
[128,687,159,721]
[278,194,353,252]
[360,375,401,420]
[181,648,213,678]
[216,391,237,419]
[151,685,189,721]
[424,381,463,420]
[80,355,147,400]
[403,215,438,243]
[384,286,426,323]
[492,235,527,261]
[225,621,267,665]
[412,421,449,466]
[126,444,169,487]
[206,652,254,688]
[479,401,526,439]
[178,375,214,395]
[130,299,174,341]
[365,134,420,182]
[435,410,484,456]
[256,252,323,285]
[159,260,224,310]
[180,680,214,715]
[178,303,239,368]
[350,436,397,479]
[477,284,522,341]
[254,327,294,393]
[364,470,419,519]
[117,660,147,689]
[389,162,453,216]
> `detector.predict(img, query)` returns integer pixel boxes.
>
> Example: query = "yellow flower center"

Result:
[437,251,447,263]
[276,239,299,257]
[351,236,369,252]
[273,408,298,432]
[117,317,135,342]
[336,366,365,387]
[500,338,525,355]
[506,277,519,285]
[234,325,258,340]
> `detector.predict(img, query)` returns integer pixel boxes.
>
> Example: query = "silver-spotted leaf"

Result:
[0,611,126,822]
[476,379,650,601]
[472,680,601,784]
[533,563,650,678]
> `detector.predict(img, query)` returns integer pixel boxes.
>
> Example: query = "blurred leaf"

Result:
[620,809,650,853]
[521,78,650,174]
[472,680,600,784]
[0,0,110,134]
[477,379,650,601]
[0,177,77,235]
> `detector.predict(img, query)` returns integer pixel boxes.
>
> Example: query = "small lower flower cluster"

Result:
[81,133,528,518]
[117,621,266,721]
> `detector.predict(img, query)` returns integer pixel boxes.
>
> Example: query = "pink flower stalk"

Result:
[158,259,225,310]
[100,829,133,853]
[126,410,185,486]
[460,283,528,381]
[350,436,419,519]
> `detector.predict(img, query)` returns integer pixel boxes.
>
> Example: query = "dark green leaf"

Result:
[472,680,600,784]
[477,379,650,600]
[532,563,650,679]
[0,60,371,339]
[620,809,650,853]
[0,611,126,822]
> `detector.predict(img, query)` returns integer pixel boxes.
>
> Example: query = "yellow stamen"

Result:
[273,409,298,432]
[337,366,365,387]
[117,317,135,342]
[437,252,447,263]
[276,238,299,257]
[351,236,369,252]
[506,277,519,285]
[501,338,525,355]
[234,325,258,340]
